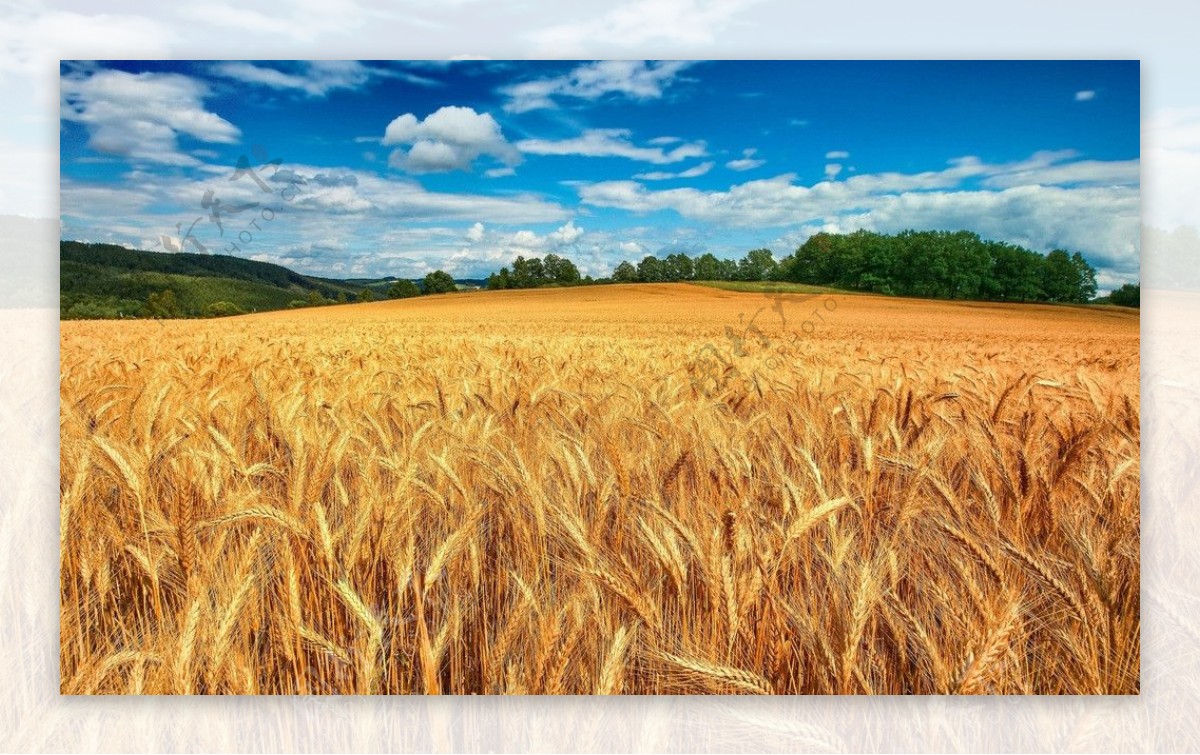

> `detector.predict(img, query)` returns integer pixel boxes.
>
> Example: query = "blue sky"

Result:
[60,60,1140,288]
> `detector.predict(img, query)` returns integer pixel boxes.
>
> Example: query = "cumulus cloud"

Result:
[825,163,843,180]
[432,220,592,274]
[518,128,706,164]
[726,148,765,171]
[382,106,521,173]
[60,68,240,166]
[574,150,1141,278]
[1075,90,1097,102]
[494,221,586,251]
[501,60,693,112]
[826,150,850,159]
[548,220,584,245]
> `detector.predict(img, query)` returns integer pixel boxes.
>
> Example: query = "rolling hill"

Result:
[60,241,407,318]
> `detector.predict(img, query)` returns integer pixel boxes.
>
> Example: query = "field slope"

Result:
[60,284,1139,694]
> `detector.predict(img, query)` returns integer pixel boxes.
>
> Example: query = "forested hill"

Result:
[60,241,386,318]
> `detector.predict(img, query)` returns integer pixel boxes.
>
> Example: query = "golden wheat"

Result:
[59,283,1139,694]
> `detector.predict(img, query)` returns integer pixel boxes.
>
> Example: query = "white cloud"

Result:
[434,220,591,274]
[517,129,706,164]
[210,61,425,97]
[825,163,843,180]
[1075,90,1097,101]
[619,240,645,255]
[497,221,586,251]
[175,0,369,43]
[981,150,1140,189]
[1144,106,1200,231]
[548,220,584,245]
[1,13,173,79]
[726,148,765,171]
[528,0,761,54]
[62,159,579,279]
[511,229,541,248]
[382,106,521,173]
[633,161,715,180]
[60,68,240,166]
[826,150,850,159]
[502,60,693,112]
[62,162,568,237]
[484,166,516,178]
[574,150,1141,278]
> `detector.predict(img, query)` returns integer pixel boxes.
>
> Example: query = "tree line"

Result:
[481,230,1104,304]
[779,230,1098,303]
[486,254,582,289]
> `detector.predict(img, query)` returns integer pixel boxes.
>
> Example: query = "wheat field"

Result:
[59,284,1139,695]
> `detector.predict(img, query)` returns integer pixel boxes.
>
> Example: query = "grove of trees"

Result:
[486,253,582,290]
[387,279,421,299]
[583,231,1099,304]
[779,230,1098,303]
[422,270,458,295]
[1106,282,1140,308]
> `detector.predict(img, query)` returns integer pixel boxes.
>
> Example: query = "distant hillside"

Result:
[60,241,405,319]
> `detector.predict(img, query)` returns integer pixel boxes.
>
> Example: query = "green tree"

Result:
[715,258,739,281]
[357,288,375,303]
[984,242,1045,301]
[1071,252,1098,302]
[202,300,243,317]
[664,253,695,281]
[611,261,639,283]
[1108,282,1140,308]
[737,248,777,281]
[693,253,722,281]
[637,255,666,282]
[387,280,421,299]
[486,267,511,290]
[510,256,547,288]
[423,270,457,294]
[784,233,834,284]
[543,253,581,284]
[1042,250,1097,303]
[145,289,181,318]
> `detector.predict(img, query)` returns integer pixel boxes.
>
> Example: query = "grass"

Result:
[59,283,1139,694]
